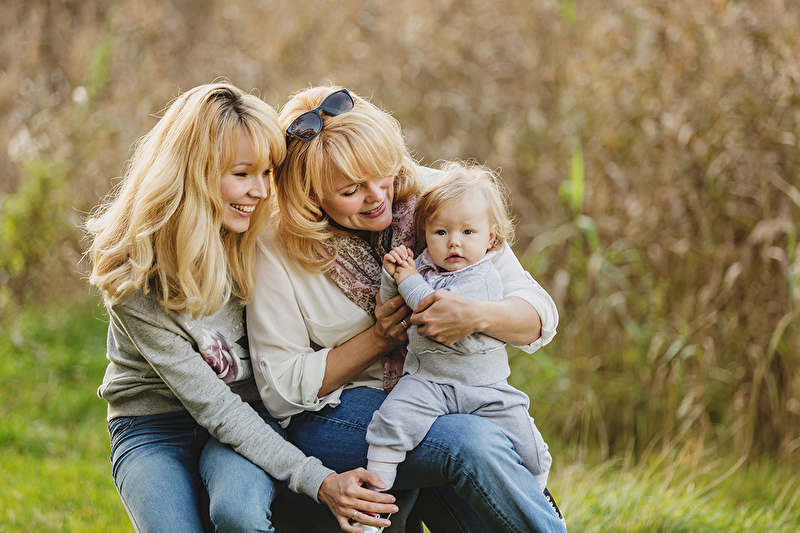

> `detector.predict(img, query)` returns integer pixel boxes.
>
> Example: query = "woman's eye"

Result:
[235,172,248,178]
[342,187,359,197]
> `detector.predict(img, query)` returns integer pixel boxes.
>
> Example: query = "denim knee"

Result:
[428,414,517,467]
[209,499,273,533]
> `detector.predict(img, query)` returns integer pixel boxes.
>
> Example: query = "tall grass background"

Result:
[1,0,799,530]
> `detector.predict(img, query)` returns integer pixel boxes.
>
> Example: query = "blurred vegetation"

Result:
[0,0,798,486]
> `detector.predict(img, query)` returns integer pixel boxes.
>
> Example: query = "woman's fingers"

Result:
[374,295,411,343]
[318,470,397,532]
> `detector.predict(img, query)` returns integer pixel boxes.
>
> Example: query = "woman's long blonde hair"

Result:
[274,85,422,272]
[86,82,285,317]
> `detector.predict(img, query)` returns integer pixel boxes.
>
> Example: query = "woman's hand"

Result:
[317,470,397,532]
[371,293,412,347]
[411,292,542,346]
[410,290,478,345]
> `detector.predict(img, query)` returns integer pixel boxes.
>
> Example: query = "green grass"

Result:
[0,302,130,532]
[553,446,800,533]
[1,304,798,532]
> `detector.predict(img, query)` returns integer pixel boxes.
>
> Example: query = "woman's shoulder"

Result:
[110,288,245,339]
[416,165,444,186]
[256,225,280,247]
[255,227,292,267]
[255,227,299,271]
[109,288,159,315]
[106,289,177,338]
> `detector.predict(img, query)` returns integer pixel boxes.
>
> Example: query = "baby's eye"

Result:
[463,229,474,235]
[435,230,447,236]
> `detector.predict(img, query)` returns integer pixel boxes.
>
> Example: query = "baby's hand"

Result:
[393,253,418,284]
[383,245,414,277]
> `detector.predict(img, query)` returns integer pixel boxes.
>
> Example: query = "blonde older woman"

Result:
[248,86,564,533]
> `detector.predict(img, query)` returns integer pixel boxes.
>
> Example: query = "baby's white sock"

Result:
[366,459,398,490]
[366,445,406,491]
[535,470,549,492]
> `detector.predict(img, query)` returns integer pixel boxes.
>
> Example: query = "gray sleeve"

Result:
[110,298,334,500]
[396,273,437,309]
[379,267,400,303]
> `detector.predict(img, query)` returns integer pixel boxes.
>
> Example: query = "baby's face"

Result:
[424,193,496,272]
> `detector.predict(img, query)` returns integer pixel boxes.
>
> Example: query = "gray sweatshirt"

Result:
[380,251,511,386]
[97,289,334,500]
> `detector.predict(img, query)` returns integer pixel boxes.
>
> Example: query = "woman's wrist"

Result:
[469,299,491,335]
[370,321,403,351]
[320,326,396,396]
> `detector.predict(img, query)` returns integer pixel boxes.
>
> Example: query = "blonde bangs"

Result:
[274,85,423,271]
[242,97,287,172]
[327,108,403,176]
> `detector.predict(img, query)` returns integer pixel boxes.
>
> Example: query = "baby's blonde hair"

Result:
[274,85,422,271]
[413,161,516,251]
[86,82,285,317]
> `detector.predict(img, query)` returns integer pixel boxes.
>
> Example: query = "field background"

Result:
[1,0,799,531]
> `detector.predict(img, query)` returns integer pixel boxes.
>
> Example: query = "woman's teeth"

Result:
[362,201,384,215]
[232,204,255,213]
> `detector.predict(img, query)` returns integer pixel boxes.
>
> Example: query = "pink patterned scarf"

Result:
[318,197,420,392]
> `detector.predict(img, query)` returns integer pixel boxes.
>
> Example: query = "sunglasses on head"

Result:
[285,89,355,142]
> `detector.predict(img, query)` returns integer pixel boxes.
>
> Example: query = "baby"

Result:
[355,161,565,532]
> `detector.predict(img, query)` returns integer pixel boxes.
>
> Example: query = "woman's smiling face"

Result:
[219,131,272,234]
[320,174,395,233]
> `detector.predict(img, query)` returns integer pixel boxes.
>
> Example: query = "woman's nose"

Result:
[364,180,383,201]
[252,175,269,199]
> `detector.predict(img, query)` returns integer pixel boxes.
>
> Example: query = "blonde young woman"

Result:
[86,83,396,533]
[247,86,566,533]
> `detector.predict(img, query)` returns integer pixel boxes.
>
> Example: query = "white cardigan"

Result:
[248,169,559,421]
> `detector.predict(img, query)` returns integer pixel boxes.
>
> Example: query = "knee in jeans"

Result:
[434,415,514,463]
[209,499,273,533]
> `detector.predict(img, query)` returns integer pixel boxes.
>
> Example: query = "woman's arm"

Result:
[411,244,557,349]
[248,236,409,417]
[318,293,409,396]
[109,296,334,499]
[112,296,398,525]
[411,293,540,346]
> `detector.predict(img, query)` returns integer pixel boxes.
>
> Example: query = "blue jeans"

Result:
[284,387,566,533]
[108,401,283,533]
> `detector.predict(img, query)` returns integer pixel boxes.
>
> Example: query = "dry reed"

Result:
[1,0,798,462]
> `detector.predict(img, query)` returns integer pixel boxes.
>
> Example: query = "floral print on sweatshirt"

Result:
[199,329,251,383]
